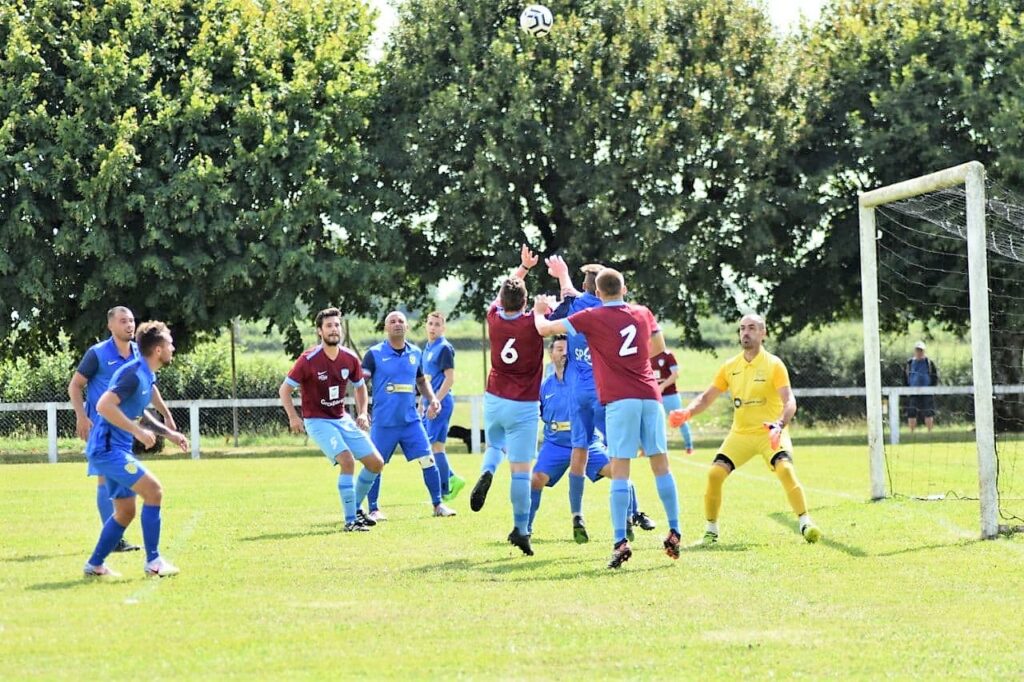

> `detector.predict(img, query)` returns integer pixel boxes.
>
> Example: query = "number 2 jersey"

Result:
[563,301,662,405]
[486,303,545,402]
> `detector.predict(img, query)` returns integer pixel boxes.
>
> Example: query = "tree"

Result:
[0,0,409,360]
[371,0,803,341]
[777,0,1024,426]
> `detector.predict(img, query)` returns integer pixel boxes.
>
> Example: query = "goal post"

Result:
[858,160,999,539]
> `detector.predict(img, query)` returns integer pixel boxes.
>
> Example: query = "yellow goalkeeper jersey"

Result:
[712,347,791,435]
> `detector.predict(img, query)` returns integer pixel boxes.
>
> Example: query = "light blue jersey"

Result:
[362,341,424,426]
[86,358,156,456]
[77,338,139,421]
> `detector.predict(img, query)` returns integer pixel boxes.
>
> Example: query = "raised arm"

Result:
[668,384,724,427]
[545,255,581,298]
[532,295,569,337]
[491,245,539,308]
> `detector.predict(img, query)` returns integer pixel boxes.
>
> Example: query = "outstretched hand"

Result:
[545,255,568,279]
[763,420,784,450]
[668,408,692,428]
[533,294,556,315]
[520,244,539,271]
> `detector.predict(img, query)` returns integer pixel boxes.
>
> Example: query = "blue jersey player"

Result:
[421,311,466,502]
[360,311,455,519]
[82,321,190,578]
[544,257,658,540]
[68,306,177,554]
[529,336,650,543]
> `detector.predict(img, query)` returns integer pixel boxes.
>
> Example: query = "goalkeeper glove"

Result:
[668,408,692,428]
[763,420,784,450]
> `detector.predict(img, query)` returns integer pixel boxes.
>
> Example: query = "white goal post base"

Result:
[859,160,998,539]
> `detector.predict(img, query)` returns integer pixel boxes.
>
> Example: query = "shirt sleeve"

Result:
[285,355,306,387]
[109,370,141,402]
[361,350,376,378]
[666,352,679,373]
[772,359,791,389]
[645,307,661,335]
[712,364,730,392]
[549,296,575,321]
[348,355,365,387]
[565,308,592,336]
[437,345,455,372]
[77,348,99,379]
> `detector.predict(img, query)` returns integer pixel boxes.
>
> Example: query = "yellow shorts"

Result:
[716,430,794,471]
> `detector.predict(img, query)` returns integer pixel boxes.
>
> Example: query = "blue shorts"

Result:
[422,395,454,444]
[87,449,148,499]
[605,399,667,459]
[305,416,378,464]
[534,440,609,486]
[570,383,606,448]
[86,450,100,477]
[484,392,539,463]
[372,420,431,463]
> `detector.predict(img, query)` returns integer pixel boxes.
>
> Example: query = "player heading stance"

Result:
[279,307,384,532]
[472,245,546,556]
[668,314,822,545]
[69,306,176,553]
[535,269,682,569]
[360,311,454,519]
[83,321,190,578]
[422,311,466,502]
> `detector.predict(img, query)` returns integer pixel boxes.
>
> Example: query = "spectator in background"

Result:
[905,341,939,432]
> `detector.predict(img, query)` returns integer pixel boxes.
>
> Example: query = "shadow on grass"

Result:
[26,579,105,591]
[767,512,869,558]
[240,527,344,542]
[0,552,79,563]
[407,553,679,582]
[873,538,981,557]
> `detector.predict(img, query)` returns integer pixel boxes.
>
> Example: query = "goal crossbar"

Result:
[858,161,998,539]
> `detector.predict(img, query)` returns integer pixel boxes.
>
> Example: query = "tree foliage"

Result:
[0,0,407,360]
[371,0,802,341]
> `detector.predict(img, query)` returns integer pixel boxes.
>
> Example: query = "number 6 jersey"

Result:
[486,303,546,402]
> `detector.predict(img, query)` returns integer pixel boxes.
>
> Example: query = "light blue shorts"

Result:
[305,416,378,464]
[422,395,454,444]
[87,449,148,499]
[484,392,539,463]
[372,421,432,463]
[570,383,606,448]
[605,399,667,459]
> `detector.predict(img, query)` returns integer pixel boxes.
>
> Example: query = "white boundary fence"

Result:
[6,386,1023,463]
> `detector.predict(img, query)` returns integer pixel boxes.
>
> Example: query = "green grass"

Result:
[2,435,1023,678]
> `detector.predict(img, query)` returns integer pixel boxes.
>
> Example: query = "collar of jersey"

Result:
[383,342,411,355]
[105,336,137,360]
[743,347,766,365]
[498,309,523,320]
[602,300,626,307]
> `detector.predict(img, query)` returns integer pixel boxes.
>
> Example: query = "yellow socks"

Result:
[704,464,729,524]
[774,459,808,516]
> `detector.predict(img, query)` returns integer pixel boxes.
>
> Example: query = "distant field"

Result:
[2,436,1023,678]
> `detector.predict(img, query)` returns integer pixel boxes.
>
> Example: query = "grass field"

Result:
[2,437,1023,678]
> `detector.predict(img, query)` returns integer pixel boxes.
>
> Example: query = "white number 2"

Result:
[618,324,638,357]
[501,338,519,364]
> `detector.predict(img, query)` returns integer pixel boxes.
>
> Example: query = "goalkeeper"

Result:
[668,314,822,545]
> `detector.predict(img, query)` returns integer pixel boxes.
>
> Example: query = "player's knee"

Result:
[364,455,384,474]
[708,462,729,485]
[531,472,547,490]
[771,452,793,470]
[712,454,735,474]
[417,454,436,470]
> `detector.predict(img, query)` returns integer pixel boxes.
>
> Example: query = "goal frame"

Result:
[858,160,998,539]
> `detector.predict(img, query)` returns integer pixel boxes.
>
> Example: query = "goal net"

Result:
[859,161,1024,538]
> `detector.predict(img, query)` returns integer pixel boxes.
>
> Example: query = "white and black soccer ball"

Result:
[519,4,553,37]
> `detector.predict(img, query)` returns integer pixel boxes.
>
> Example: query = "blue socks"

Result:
[655,472,680,532]
[88,515,127,566]
[510,472,531,534]
[482,446,503,475]
[681,422,694,450]
[141,504,161,563]
[96,484,113,524]
[355,467,378,508]
[435,451,452,494]
[422,464,442,506]
[629,482,639,518]
[610,479,631,543]
[528,488,543,533]
[568,473,585,516]
[367,471,382,511]
[338,474,356,523]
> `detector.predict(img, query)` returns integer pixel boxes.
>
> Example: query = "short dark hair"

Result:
[499,277,527,312]
[315,307,341,329]
[107,306,132,320]
[427,310,446,324]
[596,268,624,298]
[136,321,170,356]
[550,334,567,348]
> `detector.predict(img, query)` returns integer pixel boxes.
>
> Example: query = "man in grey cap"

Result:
[904,341,939,432]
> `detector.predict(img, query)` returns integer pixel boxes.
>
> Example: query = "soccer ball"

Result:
[519,4,553,37]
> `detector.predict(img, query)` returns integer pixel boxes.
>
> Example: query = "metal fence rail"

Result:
[4,386,1024,462]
